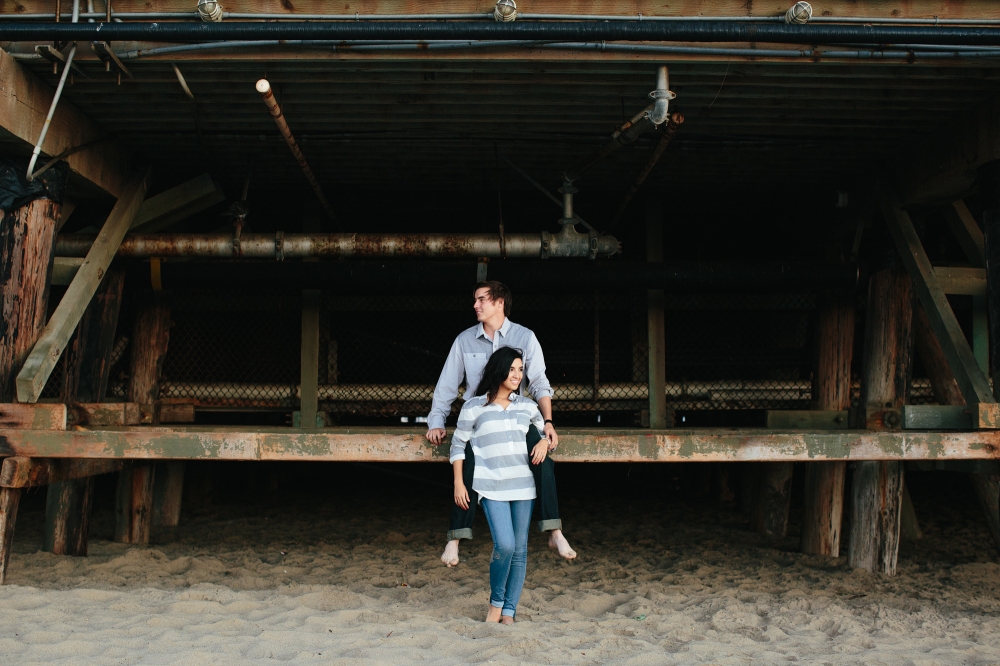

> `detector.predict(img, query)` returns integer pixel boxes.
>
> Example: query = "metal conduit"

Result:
[56,228,621,260]
[5,21,1000,46]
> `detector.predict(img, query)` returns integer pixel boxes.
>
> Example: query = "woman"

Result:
[450,347,549,624]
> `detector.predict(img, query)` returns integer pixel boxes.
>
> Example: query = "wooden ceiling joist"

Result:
[0,48,128,198]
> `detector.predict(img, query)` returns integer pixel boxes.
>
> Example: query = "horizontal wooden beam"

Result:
[935,266,986,296]
[0,403,146,429]
[902,405,973,430]
[0,404,66,430]
[0,426,998,462]
[765,410,848,429]
[8,0,1000,20]
[130,173,225,233]
[0,48,128,198]
[0,456,123,488]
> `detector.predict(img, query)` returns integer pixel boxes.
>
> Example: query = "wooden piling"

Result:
[44,264,125,556]
[0,197,61,583]
[152,461,184,527]
[645,198,668,428]
[116,292,171,544]
[848,264,912,575]
[801,295,855,556]
[750,462,793,537]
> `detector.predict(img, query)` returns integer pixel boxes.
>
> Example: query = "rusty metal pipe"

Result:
[56,227,621,259]
[255,78,336,221]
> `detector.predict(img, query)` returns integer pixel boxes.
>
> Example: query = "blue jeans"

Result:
[481,498,534,618]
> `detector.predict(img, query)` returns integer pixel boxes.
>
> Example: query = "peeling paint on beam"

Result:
[0,427,999,462]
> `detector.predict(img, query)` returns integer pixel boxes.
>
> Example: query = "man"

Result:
[427,281,577,566]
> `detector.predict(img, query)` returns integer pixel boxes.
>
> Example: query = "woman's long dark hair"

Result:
[476,347,524,405]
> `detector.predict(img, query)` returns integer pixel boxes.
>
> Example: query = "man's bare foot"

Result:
[548,529,577,560]
[501,615,514,625]
[441,540,460,567]
[486,606,502,623]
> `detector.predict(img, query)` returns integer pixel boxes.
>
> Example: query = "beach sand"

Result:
[2,462,999,665]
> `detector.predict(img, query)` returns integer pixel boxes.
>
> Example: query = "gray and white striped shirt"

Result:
[450,393,544,503]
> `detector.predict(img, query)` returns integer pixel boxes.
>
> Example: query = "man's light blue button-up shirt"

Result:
[427,318,553,431]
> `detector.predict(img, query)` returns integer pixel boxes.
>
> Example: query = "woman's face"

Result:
[503,358,524,392]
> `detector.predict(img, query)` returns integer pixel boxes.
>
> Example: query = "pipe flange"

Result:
[275,230,284,261]
[588,231,599,260]
[648,89,676,101]
[540,230,551,260]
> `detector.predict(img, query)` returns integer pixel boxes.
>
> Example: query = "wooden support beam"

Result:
[130,173,225,233]
[152,461,184,527]
[2,426,1000,462]
[0,403,67,429]
[900,482,922,540]
[882,198,997,426]
[801,293,854,557]
[0,456,122,488]
[0,487,19,584]
[935,267,986,297]
[114,462,154,545]
[299,289,321,429]
[902,405,972,430]
[60,264,125,403]
[849,265,911,575]
[646,198,668,429]
[0,198,60,402]
[119,290,172,541]
[0,49,128,198]
[750,462,792,537]
[945,200,987,268]
[16,170,150,403]
[766,410,848,429]
[44,477,94,556]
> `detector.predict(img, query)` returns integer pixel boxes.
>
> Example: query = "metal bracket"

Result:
[588,230,599,260]
[275,230,284,261]
[539,231,551,260]
[232,224,242,258]
[91,41,132,83]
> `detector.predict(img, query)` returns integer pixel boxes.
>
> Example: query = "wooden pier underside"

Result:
[1,427,998,463]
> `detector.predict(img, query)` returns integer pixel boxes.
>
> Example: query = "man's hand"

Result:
[426,428,446,445]
[531,440,548,465]
[454,481,470,510]
[543,423,559,452]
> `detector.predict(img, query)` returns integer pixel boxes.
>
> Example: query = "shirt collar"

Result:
[476,318,512,340]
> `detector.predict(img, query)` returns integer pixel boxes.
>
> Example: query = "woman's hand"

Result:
[454,482,470,510]
[531,440,548,465]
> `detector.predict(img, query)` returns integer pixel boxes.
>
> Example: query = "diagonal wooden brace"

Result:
[882,195,998,428]
[15,168,150,403]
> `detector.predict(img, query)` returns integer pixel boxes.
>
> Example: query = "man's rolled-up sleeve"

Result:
[450,406,475,463]
[428,337,465,431]
[524,333,553,401]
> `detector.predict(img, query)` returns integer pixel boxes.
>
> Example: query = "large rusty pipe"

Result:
[256,78,336,221]
[55,227,621,259]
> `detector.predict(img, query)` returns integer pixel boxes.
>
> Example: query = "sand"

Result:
[2,463,1000,665]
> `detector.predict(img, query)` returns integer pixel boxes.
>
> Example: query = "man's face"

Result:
[473,287,504,322]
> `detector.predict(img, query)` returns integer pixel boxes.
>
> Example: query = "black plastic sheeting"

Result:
[0,159,68,213]
[2,21,1000,46]
[123,260,860,294]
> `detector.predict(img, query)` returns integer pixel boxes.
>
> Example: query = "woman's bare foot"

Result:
[441,540,460,567]
[501,615,514,625]
[486,606,503,623]
[548,529,577,560]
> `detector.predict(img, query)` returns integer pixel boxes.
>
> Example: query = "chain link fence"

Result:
[37,288,944,420]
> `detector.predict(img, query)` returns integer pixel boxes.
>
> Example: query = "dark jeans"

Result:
[447,425,562,540]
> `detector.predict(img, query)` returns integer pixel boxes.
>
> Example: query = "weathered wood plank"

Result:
[152,461,184,527]
[300,290,321,429]
[646,198,668,428]
[60,264,125,403]
[0,456,123,488]
[44,477,93,555]
[902,405,973,430]
[750,462,792,537]
[0,199,60,402]
[114,463,154,545]
[935,267,986,296]
[50,257,83,286]
[127,293,170,407]
[766,410,848,430]
[0,49,127,198]
[0,427,999,462]
[0,487,19,584]
[883,200,996,415]
[801,462,845,556]
[0,403,67,430]
[16,170,150,403]
[131,173,225,233]
[944,200,987,268]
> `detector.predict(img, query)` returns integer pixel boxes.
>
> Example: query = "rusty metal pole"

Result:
[255,79,336,221]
